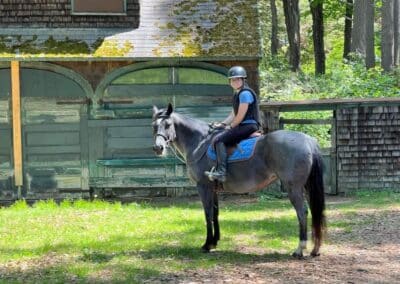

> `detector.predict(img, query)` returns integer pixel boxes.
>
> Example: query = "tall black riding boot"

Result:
[206,142,227,182]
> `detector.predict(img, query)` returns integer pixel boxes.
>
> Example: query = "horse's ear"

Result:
[152,105,159,115]
[166,103,173,116]
[152,106,159,119]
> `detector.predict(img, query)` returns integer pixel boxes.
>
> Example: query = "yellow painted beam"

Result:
[11,61,23,187]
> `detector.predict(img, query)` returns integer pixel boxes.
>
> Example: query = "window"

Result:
[111,67,227,85]
[112,68,170,84]
[177,68,227,85]
[72,0,126,15]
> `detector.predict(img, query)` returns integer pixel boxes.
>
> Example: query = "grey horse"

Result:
[152,104,326,258]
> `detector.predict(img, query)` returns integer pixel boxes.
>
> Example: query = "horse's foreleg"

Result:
[198,184,216,252]
[288,186,308,258]
[212,191,220,246]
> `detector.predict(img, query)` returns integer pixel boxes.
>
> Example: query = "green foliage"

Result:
[259,0,399,100]
[258,0,400,146]
[280,111,332,148]
[260,53,399,146]
[261,55,399,100]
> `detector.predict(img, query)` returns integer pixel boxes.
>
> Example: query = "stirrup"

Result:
[204,166,216,181]
[205,167,226,183]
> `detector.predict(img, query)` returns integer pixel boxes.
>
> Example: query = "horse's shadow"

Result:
[77,244,292,265]
[133,245,292,264]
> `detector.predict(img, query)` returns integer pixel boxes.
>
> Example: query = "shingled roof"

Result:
[0,0,261,60]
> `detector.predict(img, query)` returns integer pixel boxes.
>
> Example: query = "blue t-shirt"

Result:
[238,90,257,124]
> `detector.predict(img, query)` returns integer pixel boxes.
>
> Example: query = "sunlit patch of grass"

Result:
[0,191,398,282]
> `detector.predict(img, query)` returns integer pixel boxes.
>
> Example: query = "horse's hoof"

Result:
[201,245,210,253]
[201,243,216,252]
[310,251,320,257]
[292,252,304,259]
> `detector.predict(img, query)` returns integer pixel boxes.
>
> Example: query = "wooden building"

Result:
[0,0,262,200]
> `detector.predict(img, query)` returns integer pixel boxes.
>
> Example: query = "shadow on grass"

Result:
[0,243,291,283]
[0,264,165,284]
[136,245,292,263]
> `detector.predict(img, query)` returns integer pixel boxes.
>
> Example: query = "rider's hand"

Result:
[211,122,226,129]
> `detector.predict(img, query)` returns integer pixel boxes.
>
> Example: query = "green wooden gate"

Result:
[20,66,92,199]
[89,63,231,196]
[0,68,13,198]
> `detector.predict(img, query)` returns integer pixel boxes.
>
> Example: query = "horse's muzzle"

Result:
[153,144,164,155]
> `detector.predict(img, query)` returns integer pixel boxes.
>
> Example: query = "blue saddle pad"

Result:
[207,137,259,162]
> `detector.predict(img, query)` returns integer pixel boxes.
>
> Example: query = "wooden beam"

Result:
[260,97,400,112]
[279,118,333,125]
[11,61,23,187]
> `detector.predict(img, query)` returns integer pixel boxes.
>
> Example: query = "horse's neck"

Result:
[172,113,208,158]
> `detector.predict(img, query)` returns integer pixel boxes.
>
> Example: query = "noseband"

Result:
[156,133,171,145]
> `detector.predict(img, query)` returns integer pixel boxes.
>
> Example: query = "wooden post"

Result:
[261,109,280,133]
[11,61,23,190]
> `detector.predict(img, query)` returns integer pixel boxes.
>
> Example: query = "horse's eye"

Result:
[164,120,172,129]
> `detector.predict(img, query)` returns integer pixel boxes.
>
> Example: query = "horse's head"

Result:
[152,103,177,156]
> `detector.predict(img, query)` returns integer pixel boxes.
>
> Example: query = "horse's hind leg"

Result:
[198,183,217,252]
[287,184,308,258]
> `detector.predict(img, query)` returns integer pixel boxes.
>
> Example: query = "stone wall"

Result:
[336,106,400,192]
[0,0,139,28]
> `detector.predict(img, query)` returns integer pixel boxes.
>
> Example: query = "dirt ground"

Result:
[148,195,400,284]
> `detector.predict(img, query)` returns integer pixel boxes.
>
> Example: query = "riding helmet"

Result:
[228,66,247,79]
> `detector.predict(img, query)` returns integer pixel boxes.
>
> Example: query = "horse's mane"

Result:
[172,112,209,137]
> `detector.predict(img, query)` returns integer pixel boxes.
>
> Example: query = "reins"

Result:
[156,126,217,165]
[169,144,187,164]
[155,114,223,166]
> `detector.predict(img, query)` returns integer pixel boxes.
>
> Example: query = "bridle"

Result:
[153,115,211,165]
[154,119,187,164]
[156,133,171,145]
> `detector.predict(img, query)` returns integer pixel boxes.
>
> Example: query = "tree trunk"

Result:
[381,0,394,71]
[309,0,325,75]
[282,0,301,71]
[365,0,375,68]
[343,0,353,60]
[271,0,279,55]
[394,0,400,66]
[351,0,367,57]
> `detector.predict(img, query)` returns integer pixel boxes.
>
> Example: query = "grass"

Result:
[0,190,399,283]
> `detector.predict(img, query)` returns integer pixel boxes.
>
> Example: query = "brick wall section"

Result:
[337,106,400,192]
[0,0,139,28]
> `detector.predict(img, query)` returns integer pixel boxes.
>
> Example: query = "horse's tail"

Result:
[306,152,326,248]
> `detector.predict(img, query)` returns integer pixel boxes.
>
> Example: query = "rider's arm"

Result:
[230,103,249,128]
[221,111,234,125]
[229,90,253,128]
